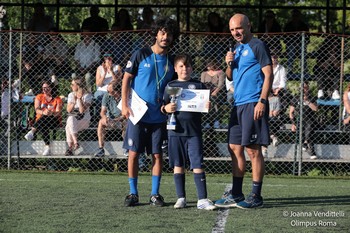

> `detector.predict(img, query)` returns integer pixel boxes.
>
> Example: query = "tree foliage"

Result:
[0,0,349,33]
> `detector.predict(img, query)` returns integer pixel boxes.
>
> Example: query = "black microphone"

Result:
[228,41,234,66]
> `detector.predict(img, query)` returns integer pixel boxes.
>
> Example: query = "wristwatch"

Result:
[259,98,267,104]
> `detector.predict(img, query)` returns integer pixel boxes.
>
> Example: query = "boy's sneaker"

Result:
[215,194,245,208]
[42,145,50,156]
[174,197,186,209]
[149,194,165,207]
[94,148,105,157]
[236,193,263,209]
[197,199,217,210]
[24,130,34,141]
[124,194,139,207]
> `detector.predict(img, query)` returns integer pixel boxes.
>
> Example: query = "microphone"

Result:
[228,41,234,66]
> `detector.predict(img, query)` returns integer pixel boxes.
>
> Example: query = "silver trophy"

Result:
[166,86,183,130]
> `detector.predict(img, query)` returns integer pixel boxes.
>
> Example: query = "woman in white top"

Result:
[94,53,122,100]
[343,83,350,126]
[65,77,93,156]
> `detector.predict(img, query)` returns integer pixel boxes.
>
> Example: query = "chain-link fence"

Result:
[0,30,350,175]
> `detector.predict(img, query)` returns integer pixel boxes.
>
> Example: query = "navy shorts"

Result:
[168,136,204,170]
[123,120,166,154]
[228,102,270,146]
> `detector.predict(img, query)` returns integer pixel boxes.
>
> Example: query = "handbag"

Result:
[68,109,85,120]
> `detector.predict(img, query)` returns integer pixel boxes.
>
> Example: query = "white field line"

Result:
[211,184,232,233]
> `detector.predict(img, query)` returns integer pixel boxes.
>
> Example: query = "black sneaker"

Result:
[124,194,139,207]
[149,194,165,207]
[94,148,105,157]
[65,148,73,156]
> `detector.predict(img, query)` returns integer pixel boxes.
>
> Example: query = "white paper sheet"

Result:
[118,88,148,125]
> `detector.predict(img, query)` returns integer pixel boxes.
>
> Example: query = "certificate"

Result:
[118,88,148,125]
[176,89,210,113]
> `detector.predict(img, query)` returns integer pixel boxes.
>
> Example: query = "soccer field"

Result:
[0,171,349,233]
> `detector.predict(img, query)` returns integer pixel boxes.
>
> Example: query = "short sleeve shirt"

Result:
[125,47,175,123]
[101,92,121,119]
[164,79,207,137]
[67,92,93,119]
[232,38,272,106]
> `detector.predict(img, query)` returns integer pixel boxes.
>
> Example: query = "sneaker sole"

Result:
[214,203,239,208]
[198,206,218,210]
[174,205,186,209]
[125,203,139,207]
[150,203,165,207]
[236,203,263,209]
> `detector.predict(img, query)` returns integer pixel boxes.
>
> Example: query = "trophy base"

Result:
[167,125,176,130]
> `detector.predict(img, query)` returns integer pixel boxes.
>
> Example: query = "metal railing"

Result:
[0,30,349,175]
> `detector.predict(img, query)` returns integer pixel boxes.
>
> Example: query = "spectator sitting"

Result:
[43,28,70,78]
[271,53,287,97]
[102,10,134,66]
[203,12,225,62]
[343,83,350,128]
[283,9,309,72]
[27,2,54,32]
[313,36,341,100]
[257,10,282,54]
[137,6,154,30]
[65,77,93,156]
[22,33,46,96]
[94,53,122,101]
[94,81,125,157]
[271,52,288,111]
[81,5,109,33]
[200,60,225,129]
[74,27,101,93]
[113,9,134,31]
[262,53,286,156]
[93,52,122,125]
[1,79,21,122]
[289,81,318,160]
[24,81,63,156]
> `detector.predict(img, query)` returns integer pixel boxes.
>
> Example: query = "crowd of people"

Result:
[1,4,349,209]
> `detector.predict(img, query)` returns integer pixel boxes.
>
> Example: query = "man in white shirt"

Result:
[74,28,101,92]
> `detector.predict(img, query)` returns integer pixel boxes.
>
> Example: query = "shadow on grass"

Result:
[264,195,350,208]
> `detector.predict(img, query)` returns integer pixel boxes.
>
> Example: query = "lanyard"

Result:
[153,52,169,102]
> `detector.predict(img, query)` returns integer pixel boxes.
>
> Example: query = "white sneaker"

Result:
[272,136,279,147]
[262,148,268,158]
[317,89,324,99]
[24,130,34,141]
[214,120,221,129]
[310,155,317,160]
[174,197,187,209]
[197,199,217,210]
[42,145,50,156]
[331,90,340,100]
[12,79,21,88]
[25,89,34,96]
[123,149,129,157]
